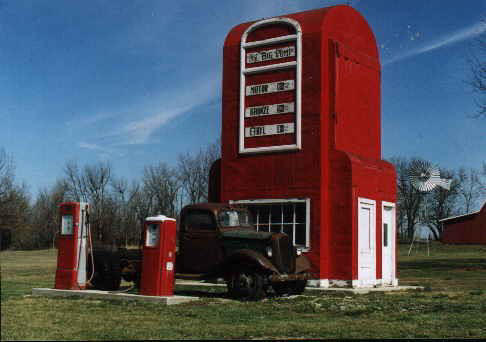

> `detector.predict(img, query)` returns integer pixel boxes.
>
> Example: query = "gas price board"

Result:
[239,18,302,154]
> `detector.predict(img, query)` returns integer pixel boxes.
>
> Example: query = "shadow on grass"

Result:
[400,258,486,272]
[174,288,230,299]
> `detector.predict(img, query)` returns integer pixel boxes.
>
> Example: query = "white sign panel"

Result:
[247,46,296,64]
[245,102,295,118]
[245,122,295,137]
[246,80,294,96]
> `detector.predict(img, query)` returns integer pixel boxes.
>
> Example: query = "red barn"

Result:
[211,5,397,287]
[441,201,486,244]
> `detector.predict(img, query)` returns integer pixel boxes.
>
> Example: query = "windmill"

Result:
[407,160,451,255]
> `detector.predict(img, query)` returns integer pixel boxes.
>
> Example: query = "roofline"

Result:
[439,211,478,222]
[439,199,485,222]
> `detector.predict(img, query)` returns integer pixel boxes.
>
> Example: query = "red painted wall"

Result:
[219,5,396,281]
[441,204,486,244]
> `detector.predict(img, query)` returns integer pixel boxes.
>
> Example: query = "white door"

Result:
[357,198,376,287]
[382,203,396,286]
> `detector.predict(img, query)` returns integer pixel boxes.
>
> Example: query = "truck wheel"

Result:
[273,280,307,296]
[89,250,121,291]
[227,268,266,301]
[290,280,307,295]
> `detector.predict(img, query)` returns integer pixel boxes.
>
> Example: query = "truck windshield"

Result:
[218,210,253,227]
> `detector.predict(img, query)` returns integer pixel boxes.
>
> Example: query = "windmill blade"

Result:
[434,178,452,190]
[409,160,440,192]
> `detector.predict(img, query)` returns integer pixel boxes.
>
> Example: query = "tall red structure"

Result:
[211,5,397,287]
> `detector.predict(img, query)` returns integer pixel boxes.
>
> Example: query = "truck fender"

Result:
[295,255,311,274]
[222,249,279,275]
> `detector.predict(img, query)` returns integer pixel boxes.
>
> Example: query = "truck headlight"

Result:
[265,246,272,258]
[296,248,302,256]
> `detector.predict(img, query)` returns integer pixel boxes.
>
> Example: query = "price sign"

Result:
[245,102,295,117]
[247,46,295,64]
[245,123,295,137]
[246,80,294,96]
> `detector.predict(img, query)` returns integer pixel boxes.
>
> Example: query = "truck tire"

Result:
[227,267,266,301]
[88,250,122,291]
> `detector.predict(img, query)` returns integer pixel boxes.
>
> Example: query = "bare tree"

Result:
[457,167,484,214]
[468,18,486,118]
[143,163,180,217]
[31,180,69,248]
[111,178,140,247]
[425,169,460,240]
[0,148,14,203]
[178,140,220,204]
[389,157,427,242]
[63,161,114,244]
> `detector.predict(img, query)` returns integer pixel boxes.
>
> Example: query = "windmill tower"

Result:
[407,160,451,255]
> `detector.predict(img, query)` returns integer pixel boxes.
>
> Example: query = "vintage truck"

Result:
[88,203,311,300]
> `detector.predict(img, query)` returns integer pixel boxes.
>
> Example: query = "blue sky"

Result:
[1,0,485,197]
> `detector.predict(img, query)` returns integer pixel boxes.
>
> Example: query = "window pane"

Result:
[295,203,306,223]
[258,206,270,224]
[186,211,215,230]
[270,204,282,224]
[146,224,159,247]
[295,223,306,246]
[383,223,388,247]
[283,204,293,223]
[270,224,281,233]
[282,224,293,238]
[61,215,73,235]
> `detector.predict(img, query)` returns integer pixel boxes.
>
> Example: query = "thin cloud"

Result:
[98,73,219,146]
[384,21,486,65]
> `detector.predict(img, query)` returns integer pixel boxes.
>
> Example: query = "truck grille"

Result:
[272,234,295,273]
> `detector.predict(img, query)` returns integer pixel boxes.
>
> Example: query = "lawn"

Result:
[1,243,485,340]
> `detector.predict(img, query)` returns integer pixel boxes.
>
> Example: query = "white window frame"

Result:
[239,17,302,154]
[230,198,310,250]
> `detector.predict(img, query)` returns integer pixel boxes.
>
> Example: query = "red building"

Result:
[441,202,486,244]
[211,5,397,287]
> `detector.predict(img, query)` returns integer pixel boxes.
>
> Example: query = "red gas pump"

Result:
[139,215,177,296]
[55,202,90,290]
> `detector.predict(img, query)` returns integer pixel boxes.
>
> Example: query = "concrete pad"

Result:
[176,279,225,287]
[174,280,423,294]
[32,288,198,305]
[304,285,424,294]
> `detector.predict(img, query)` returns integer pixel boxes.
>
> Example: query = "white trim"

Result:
[243,61,297,75]
[239,17,302,154]
[307,279,330,288]
[382,201,396,286]
[145,215,176,222]
[242,34,298,48]
[357,197,377,287]
[230,198,311,250]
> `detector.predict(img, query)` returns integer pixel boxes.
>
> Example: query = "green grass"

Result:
[1,243,486,340]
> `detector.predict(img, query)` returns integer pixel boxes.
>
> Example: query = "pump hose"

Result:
[107,284,135,294]
[75,207,95,289]
[87,218,95,284]
[75,208,85,289]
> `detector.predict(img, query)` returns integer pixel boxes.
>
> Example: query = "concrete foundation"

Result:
[32,288,198,305]
[304,285,423,294]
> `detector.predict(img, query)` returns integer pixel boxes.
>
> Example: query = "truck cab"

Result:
[176,203,311,299]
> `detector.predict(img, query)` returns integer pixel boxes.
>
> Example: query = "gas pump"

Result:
[55,202,91,290]
[139,215,177,296]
